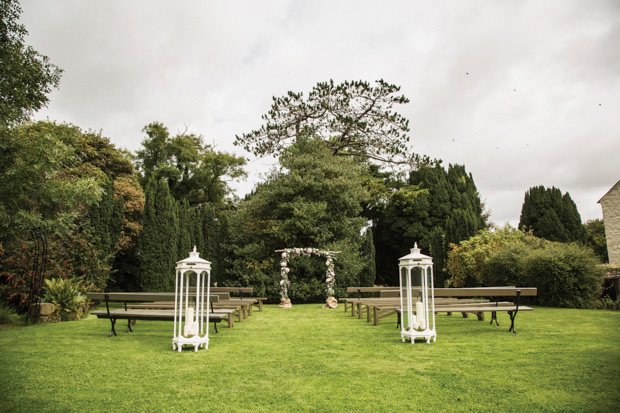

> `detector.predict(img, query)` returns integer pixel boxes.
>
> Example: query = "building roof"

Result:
[598,179,620,204]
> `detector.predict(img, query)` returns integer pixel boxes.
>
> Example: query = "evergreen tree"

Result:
[359,227,376,286]
[519,186,585,243]
[374,163,485,286]
[88,178,124,265]
[176,199,193,261]
[139,179,178,291]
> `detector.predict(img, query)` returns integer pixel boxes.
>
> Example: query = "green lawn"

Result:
[1,304,619,412]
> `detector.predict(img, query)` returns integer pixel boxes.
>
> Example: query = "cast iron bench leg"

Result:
[124,301,133,333]
[490,296,500,326]
[105,293,118,336]
[109,318,117,337]
[508,311,517,333]
[508,290,522,334]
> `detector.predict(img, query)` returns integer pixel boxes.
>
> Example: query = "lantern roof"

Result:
[399,243,433,266]
[176,247,211,270]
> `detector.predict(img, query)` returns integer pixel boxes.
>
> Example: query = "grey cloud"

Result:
[20,0,619,225]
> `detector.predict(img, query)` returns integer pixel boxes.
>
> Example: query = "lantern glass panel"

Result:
[426,266,433,289]
[400,267,411,333]
[412,266,423,299]
[412,267,424,328]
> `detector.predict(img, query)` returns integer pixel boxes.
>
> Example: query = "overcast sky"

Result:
[20,0,620,226]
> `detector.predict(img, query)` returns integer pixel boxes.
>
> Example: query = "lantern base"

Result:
[172,334,209,352]
[401,329,436,344]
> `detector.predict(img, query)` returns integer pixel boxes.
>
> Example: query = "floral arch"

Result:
[276,248,340,308]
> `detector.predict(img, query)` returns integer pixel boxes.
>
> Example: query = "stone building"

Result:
[598,180,620,265]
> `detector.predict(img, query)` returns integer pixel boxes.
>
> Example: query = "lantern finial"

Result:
[411,242,420,255]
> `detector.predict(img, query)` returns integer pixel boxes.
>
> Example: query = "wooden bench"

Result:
[88,292,231,337]
[368,298,495,325]
[210,287,268,312]
[343,287,399,317]
[397,304,534,333]
[129,292,253,322]
[345,286,537,333]
[126,301,237,326]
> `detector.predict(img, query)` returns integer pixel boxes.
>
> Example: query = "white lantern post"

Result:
[398,243,436,344]
[173,247,211,352]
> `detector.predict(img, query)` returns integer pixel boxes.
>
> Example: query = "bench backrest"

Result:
[346,286,537,298]
[87,292,220,303]
[212,292,231,300]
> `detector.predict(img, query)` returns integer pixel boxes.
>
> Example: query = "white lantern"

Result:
[398,243,436,344]
[173,247,211,352]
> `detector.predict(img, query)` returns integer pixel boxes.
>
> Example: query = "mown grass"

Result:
[1,304,619,412]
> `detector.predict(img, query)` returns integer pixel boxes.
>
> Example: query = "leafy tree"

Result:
[234,79,412,164]
[134,122,246,206]
[584,219,608,263]
[109,175,144,291]
[138,179,178,291]
[0,122,102,240]
[519,186,586,243]
[229,136,370,302]
[0,0,63,127]
[0,121,141,303]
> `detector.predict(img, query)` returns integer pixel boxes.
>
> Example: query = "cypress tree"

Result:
[176,199,193,260]
[374,163,485,285]
[519,186,584,243]
[359,227,376,286]
[139,179,178,291]
[88,178,124,264]
[191,205,205,257]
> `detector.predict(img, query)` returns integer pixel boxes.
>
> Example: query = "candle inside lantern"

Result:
[184,307,197,336]
[416,301,426,330]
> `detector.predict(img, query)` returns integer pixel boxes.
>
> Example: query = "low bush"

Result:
[0,300,20,325]
[595,295,620,310]
[44,278,87,321]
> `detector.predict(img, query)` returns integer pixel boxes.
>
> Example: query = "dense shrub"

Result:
[447,227,605,308]
[446,225,544,287]
[522,243,603,308]
[484,243,529,287]
[0,237,112,311]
